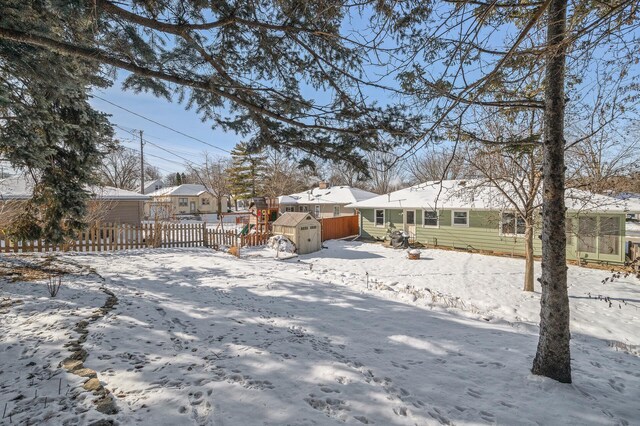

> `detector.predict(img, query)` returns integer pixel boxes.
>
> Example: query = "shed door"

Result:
[298,225,319,254]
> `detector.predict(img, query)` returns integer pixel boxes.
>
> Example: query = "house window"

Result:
[375,209,385,227]
[333,206,340,217]
[452,211,468,226]
[300,205,309,212]
[500,212,525,236]
[201,198,210,205]
[314,205,320,217]
[178,198,188,207]
[423,210,438,227]
[285,206,295,212]
[599,216,620,255]
[578,217,597,252]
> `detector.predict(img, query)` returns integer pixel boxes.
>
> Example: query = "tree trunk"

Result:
[523,219,535,292]
[217,198,223,218]
[532,0,571,383]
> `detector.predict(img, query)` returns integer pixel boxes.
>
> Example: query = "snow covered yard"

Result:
[0,242,639,425]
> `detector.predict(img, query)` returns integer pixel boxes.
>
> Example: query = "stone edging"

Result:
[60,284,119,415]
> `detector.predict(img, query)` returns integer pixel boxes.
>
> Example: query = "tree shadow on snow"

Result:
[27,250,639,426]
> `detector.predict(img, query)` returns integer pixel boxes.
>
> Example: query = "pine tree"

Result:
[228,142,266,207]
[0,0,422,170]
[0,0,114,243]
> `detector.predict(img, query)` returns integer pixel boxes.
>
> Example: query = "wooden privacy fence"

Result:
[319,214,359,242]
[0,222,270,254]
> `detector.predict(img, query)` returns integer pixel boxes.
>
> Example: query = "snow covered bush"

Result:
[268,235,296,254]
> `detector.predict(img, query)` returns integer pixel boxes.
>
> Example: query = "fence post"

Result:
[202,222,209,247]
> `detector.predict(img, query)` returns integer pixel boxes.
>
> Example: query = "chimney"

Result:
[318,181,329,190]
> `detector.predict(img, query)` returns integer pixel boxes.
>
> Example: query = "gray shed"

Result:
[272,212,322,254]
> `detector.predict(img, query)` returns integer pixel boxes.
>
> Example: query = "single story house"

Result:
[145,184,230,218]
[0,174,149,225]
[347,179,640,265]
[278,182,378,218]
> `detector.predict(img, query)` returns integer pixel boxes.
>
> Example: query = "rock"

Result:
[75,368,98,378]
[62,359,83,372]
[69,349,88,361]
[83,378,102,392]
[94,395,118,415]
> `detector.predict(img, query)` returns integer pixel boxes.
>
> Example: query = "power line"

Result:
[92,94,231,154]
[117,141,184,172]
[115,124,196,165]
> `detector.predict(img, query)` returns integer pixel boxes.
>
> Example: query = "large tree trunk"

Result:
[532,0,571,383]
[523,219,535,292]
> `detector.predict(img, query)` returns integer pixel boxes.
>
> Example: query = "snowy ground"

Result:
[0,242,639,425]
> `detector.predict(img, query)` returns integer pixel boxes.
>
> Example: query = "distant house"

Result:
[278,182,378,218]
[143,178,165,195]
[145,184,229,218]
[0,174,149,225]
[348,179,640,265]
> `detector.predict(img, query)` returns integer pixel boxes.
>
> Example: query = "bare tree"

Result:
[462,110,543,292]
[145,164,162,182]
[406,148,467,184]
[326,160,367,187]
[566,123,640,193]
[364,151,406,194]
[190,154,232,217]
[98,146,139,190]
[261,149,308,199]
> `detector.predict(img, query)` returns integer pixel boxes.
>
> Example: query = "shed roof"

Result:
[347,179,640,213]
[272,212,318,227]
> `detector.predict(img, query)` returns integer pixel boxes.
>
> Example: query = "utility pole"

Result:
[139,130,145,194]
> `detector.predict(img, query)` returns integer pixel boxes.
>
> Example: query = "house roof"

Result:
[278,185,378,205]
[147,184,210,197]
[143,178,164,194]
[249,197,268,210]
[0,174,149,201]
[346,179,640,213]
[272,212,319,227]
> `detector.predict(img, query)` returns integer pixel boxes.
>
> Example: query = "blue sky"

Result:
[90,77,241,175]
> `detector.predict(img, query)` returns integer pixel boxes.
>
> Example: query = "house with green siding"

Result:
[347,180,640,265]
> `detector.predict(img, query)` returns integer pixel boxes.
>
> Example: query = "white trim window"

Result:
[333,206,340,217]
[452,210,469,227]
[201,197,210,206]
[284,206,295,212]
[500,212,525,236]
[178,197,188,207]
[300,205,309,212]
[314,205,320,217]
[423,210,439,228]
[375,209,385,227]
